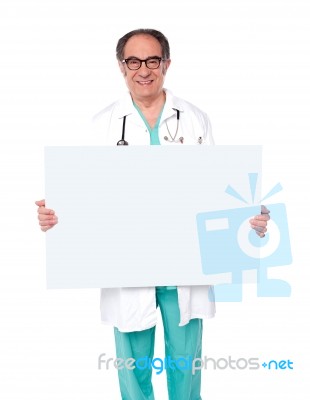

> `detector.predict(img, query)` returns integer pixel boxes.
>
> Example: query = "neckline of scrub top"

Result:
[133,102,164,145]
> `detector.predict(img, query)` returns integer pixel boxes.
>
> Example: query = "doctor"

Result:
[35,29,270,400]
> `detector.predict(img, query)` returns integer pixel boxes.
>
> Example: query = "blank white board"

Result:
[45,145,262,288]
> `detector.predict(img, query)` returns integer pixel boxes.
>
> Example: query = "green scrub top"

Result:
[133,102,163,145]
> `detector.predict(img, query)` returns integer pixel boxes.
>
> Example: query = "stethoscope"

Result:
[117,108,185,145]
[163,109,184,144]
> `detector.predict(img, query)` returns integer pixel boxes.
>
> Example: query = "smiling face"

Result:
[119,34,171,104]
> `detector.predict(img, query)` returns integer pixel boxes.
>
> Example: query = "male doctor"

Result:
[35,29,269,400]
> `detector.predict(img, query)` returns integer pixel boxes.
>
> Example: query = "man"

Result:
[36,29,269,400]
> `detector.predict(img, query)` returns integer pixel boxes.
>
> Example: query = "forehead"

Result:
[124,34,162,57]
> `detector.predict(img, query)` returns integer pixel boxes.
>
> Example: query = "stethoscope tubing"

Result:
[117,115,129,146]
[116,108,201,145]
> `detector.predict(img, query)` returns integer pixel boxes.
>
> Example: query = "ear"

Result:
[163,59,171,75]
[118,60,126,76]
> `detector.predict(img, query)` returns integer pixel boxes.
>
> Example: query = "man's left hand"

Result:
[249,205,270,238]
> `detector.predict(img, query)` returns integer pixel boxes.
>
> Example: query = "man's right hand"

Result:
[35,199,58,232]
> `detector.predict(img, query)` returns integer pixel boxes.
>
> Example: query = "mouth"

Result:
[137,80,153,85]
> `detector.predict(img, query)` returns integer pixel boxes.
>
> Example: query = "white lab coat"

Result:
[92,89,216,332]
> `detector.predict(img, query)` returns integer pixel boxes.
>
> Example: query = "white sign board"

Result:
[45,145,262,289]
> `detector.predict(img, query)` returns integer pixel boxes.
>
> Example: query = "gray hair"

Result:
[116,28,170,61]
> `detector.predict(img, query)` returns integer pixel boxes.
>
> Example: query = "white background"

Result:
[0,0,309,399]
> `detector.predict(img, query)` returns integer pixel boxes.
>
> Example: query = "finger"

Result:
[37,207,55,215]
[249,218,268,227]
[251,214,270,222]
[35,199,46,207]
[261,205,270,215]
[41,225,55,232]
[256,231,266,238]
[257,214,270,221]
[252,225,267,233]
[38,213,56,221]
[40,218,58,231]
[39,217,58,226]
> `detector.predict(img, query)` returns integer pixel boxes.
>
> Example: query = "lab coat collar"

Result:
[115,89,184,121]
[162,89,184,121]
[115,92,135,119]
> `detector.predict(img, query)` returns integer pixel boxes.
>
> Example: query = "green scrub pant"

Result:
[114,287,203,400]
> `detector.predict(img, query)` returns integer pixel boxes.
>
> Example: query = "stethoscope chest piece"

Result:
[117,139,128,146]
[117,115,129,145]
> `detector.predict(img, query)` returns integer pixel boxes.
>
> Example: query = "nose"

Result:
[138,62,151,76]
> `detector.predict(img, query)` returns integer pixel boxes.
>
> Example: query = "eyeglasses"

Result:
[121,57,165,70]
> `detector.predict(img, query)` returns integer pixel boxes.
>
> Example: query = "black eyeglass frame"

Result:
[121,57,166,70]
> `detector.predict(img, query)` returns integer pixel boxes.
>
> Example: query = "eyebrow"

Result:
[124,55,162,59]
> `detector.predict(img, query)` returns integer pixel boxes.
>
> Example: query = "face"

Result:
[119,34,171,103]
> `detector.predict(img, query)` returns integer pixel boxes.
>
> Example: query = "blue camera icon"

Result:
[196,203,292,300]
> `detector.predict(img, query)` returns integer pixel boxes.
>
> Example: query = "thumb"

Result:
[35,199,46,207]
